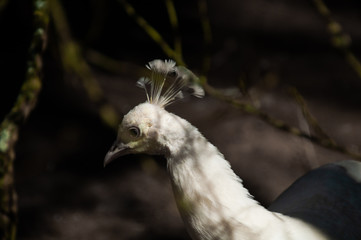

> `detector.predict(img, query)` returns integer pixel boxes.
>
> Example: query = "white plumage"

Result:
[104,60,361,240]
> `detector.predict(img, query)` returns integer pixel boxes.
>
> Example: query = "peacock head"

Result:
[104,60,204,166]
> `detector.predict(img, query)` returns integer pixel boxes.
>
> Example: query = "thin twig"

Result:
[203,83,361,160]
[288,87,333,142]
[0,1,49,239]
[164,0,182,58]
[312,0,361,80]
[198,0,212,76]
[118,0,185,66]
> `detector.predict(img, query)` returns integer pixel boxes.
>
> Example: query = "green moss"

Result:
[0,129,10,153]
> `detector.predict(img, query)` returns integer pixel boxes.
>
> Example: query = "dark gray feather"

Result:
[268,160,361,240]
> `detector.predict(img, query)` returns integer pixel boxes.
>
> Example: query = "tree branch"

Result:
[0,1,49,239]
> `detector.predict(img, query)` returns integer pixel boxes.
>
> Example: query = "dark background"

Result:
[1,0,361,239]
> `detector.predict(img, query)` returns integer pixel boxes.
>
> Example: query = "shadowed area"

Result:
[0,0,360,239]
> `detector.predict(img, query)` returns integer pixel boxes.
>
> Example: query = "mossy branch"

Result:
[0,1,49,239]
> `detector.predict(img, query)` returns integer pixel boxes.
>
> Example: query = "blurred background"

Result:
[1,0,361,239]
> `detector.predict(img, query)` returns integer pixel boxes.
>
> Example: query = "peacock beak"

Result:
[104,141,130,167]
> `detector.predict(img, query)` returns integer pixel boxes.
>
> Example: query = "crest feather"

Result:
[137,59,204,107]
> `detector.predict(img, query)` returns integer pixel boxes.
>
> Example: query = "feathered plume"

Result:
[136,59,204,107]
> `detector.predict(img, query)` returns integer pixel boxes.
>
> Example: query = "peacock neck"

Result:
[165,126,275,240]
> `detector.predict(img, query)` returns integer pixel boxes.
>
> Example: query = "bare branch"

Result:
[312,0,361,80]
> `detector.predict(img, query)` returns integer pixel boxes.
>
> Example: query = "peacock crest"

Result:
[136,59,204,107]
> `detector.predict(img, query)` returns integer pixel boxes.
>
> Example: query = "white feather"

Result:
[136,60,204,107]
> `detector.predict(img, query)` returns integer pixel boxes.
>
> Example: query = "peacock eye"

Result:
[128,126,141,138]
